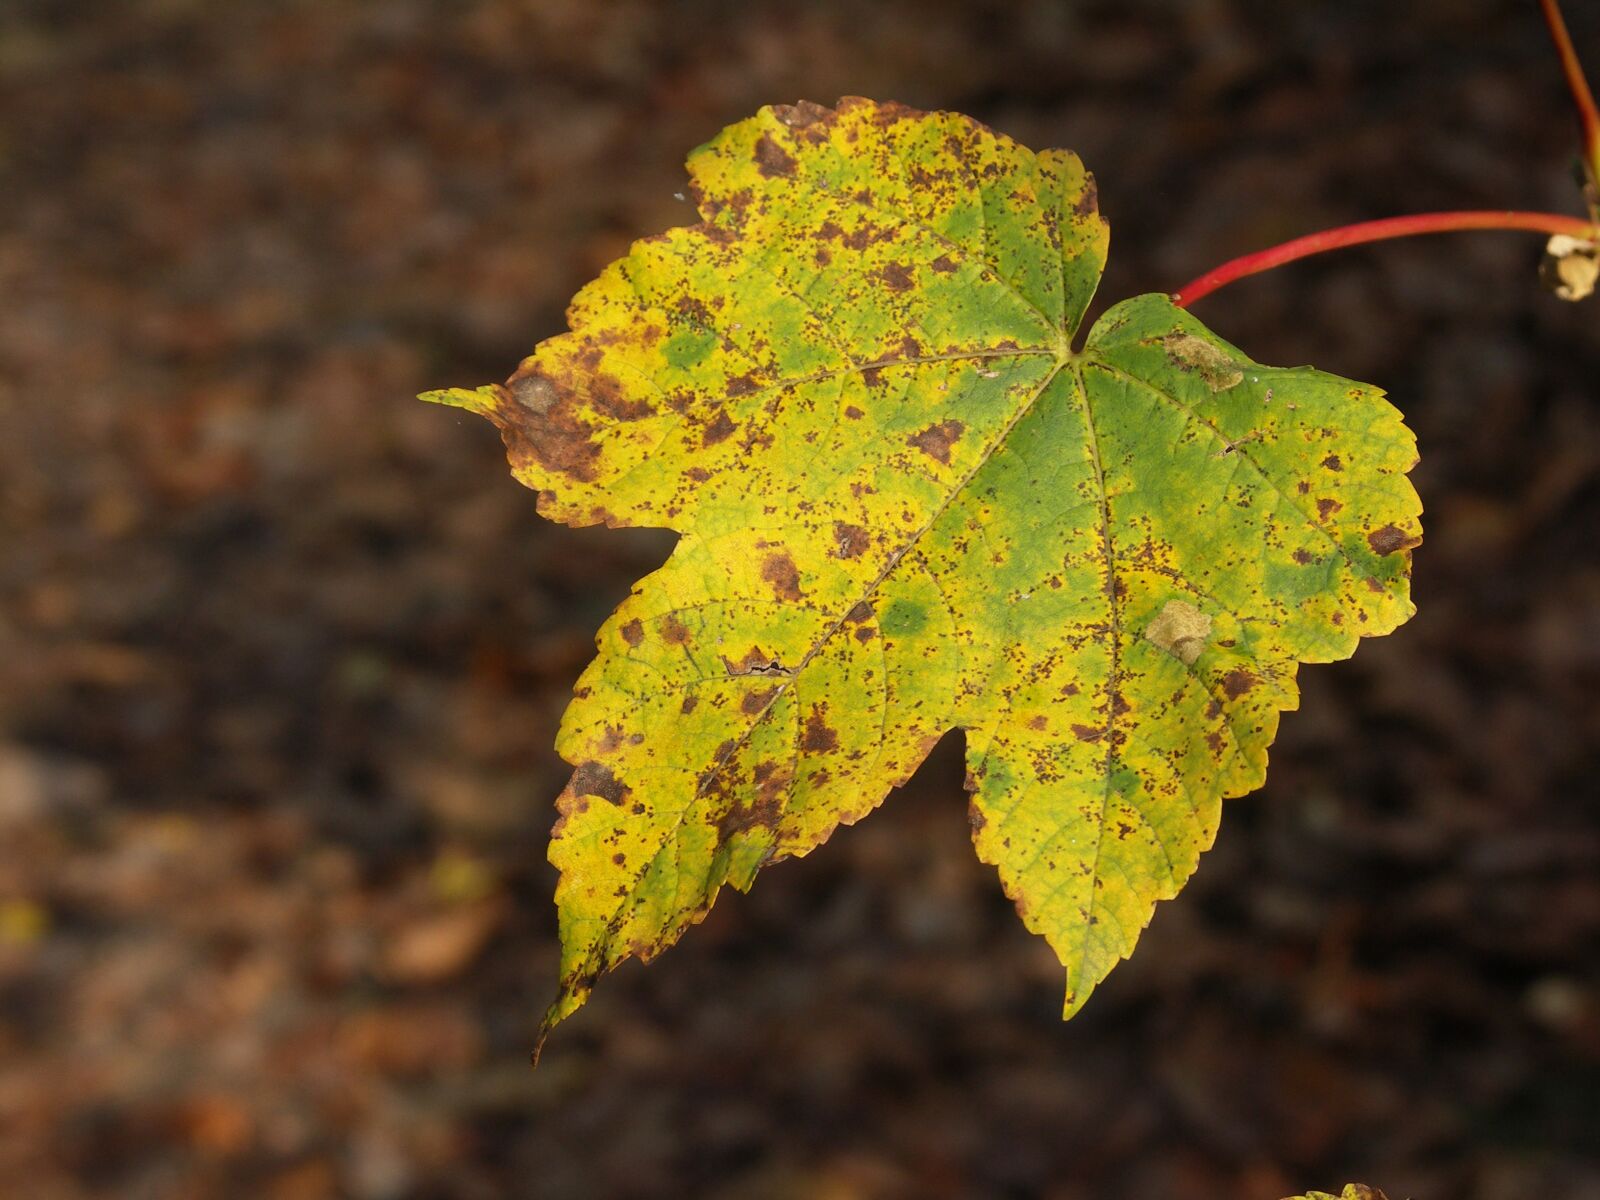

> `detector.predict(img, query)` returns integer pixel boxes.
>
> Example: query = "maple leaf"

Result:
[423,98,1421,1047]
[1283,1187,1392,1200]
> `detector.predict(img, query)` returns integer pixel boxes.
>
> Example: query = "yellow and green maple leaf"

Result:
[424,98,1421,1047]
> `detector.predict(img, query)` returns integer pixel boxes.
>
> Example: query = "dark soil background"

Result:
[2,2,1598,1197]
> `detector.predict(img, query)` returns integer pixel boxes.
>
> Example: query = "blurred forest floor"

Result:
[0,2,1597,1198]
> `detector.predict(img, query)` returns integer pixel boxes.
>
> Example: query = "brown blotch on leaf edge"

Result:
[570,760,629,806]
[773,101,830,130]
[502,372,601,482]
[1367,524,1417,556]
[1073,179,1100,217]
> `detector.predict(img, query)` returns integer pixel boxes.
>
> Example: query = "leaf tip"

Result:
[1061,981,1093,1021]
[419,384,503,418]
[533,971,594,1063]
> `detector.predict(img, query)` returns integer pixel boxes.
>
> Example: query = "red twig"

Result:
[1539,0,1600,188]
[1171,209,1599,307]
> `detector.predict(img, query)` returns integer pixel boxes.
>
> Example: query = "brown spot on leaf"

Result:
[1144,599,1211,665]
[753,133,797,178]
[1293,548,1314,565]
[500,371,601,482]
[570,761,629,806]
[1321,454,1343,471]
[801,704,840,753]
[878,262,914,291]
[723,647,792,677]
[1072,723,1103,742]
[840,223,886,250]
[620,619,644,646]
[761,552,804,602]
[1073,179,1100,216]
[1316,497,1343,521]
[833,522,869,559]
[741,686,779,715]
[1028,715,1048,730]
[509,372,558,415]
[1221,669,1257,699]
[907,419,965,465]
[1367,524,1417,555]
[587,374,655,421]
[716,790,784,844]
[717,781,785,842]
[1161,334,1244,391]
[680,695,699,715]
[844,404,864,419]
[930,254,957,274]
[676,295,712,323]
[660,614,691,644]
[701,409,736,446]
